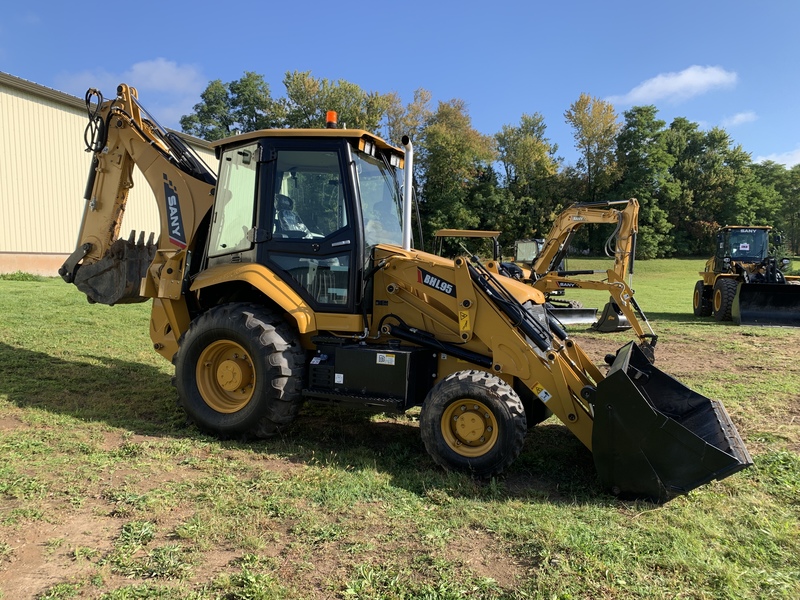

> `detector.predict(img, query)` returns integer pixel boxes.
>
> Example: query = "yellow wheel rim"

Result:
[440,399,499,458]
[196,340,256,413]
[693,289,700,310]
[713,289,722,312]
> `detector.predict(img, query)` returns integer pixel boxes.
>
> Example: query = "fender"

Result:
[191,263,318,333]
[191,263,365,335]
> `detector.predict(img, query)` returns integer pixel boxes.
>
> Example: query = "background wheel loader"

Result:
[60,84,751,502]
[693,225,800,326]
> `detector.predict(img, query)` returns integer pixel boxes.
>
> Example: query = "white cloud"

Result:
[721,111,758,128]
[607,65,738,106]
[54,59,206,129]
[123,59,205,94]
[755,147,800,168]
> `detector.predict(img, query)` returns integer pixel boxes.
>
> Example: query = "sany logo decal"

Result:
[163,175,186,248]
[417,268,456,297]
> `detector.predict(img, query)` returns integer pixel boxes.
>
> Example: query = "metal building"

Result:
[0,72,215,275]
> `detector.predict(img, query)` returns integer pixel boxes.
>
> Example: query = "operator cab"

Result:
[716,226,770,267]
[205,127,405,314]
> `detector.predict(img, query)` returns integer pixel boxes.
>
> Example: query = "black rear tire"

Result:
[693,280,712,316]
[420,370,526,477]
[174,303,305,438]
[713,278,738,322]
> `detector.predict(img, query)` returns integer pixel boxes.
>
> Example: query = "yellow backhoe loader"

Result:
[60,84,751,502]
[693,225,800,326]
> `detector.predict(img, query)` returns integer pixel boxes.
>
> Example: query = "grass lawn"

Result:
[1,261,799,599]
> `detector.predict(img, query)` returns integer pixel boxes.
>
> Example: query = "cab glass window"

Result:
[273,150,347,239]
[353,151,403,248]
[271,253,351,305]
[207,143,258,257]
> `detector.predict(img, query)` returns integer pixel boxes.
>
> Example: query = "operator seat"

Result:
[275,194,310,237]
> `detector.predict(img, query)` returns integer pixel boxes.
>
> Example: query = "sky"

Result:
[3,0,799,168]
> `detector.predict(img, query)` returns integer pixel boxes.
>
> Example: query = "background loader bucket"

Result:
[592,342,752,502]
[548,307,598,325]
[733,283,800,327]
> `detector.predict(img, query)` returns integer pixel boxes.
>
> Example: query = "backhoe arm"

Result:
[60,84,216,306]
[532,198,639,282]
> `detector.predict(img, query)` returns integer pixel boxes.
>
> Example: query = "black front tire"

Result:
[420,370,526,477]
[174,303,305,438]
[713,278,738,322]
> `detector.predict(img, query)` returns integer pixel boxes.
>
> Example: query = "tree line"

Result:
[180,71,800,259]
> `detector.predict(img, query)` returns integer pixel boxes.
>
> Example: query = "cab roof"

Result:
[211,128,402,154]
[720,225,772,231]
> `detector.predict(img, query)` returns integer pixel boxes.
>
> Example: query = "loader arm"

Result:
[372,246,750,502]
[373,246,601,448]
[60,84,216,307]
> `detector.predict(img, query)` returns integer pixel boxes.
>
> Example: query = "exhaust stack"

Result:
[402,135,413,251]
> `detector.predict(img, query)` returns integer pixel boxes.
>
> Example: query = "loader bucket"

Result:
[592,299,632,332]
[592,342,752,502]
[732,283,800,327]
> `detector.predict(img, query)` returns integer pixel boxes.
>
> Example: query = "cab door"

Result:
[257,139,364,314]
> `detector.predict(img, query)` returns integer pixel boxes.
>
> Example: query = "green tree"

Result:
[663,120,779,254]
[783,165,800,255]
[383,88,433,148]
[660,118,705,251]
[416,100,497,252]
[754,161,800,254]
[495,113,561,243]
[281,71,392,131]
[613,105,675,258]
[180,71,394,141]
[179,72,281,141]
[564,93,620,201]
[382,89,434,235]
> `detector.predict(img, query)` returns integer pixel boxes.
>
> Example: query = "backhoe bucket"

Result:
[69,234,156,305]
[733,283,800,327]
[592,299,632,332]
[592,342,752,502]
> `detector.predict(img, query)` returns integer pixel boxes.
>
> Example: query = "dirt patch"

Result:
[440,527,526,588]
[0,506,119,598]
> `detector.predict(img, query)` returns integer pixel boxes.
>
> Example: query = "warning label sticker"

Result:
[532,382,552,403]
[377,353,396,366]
